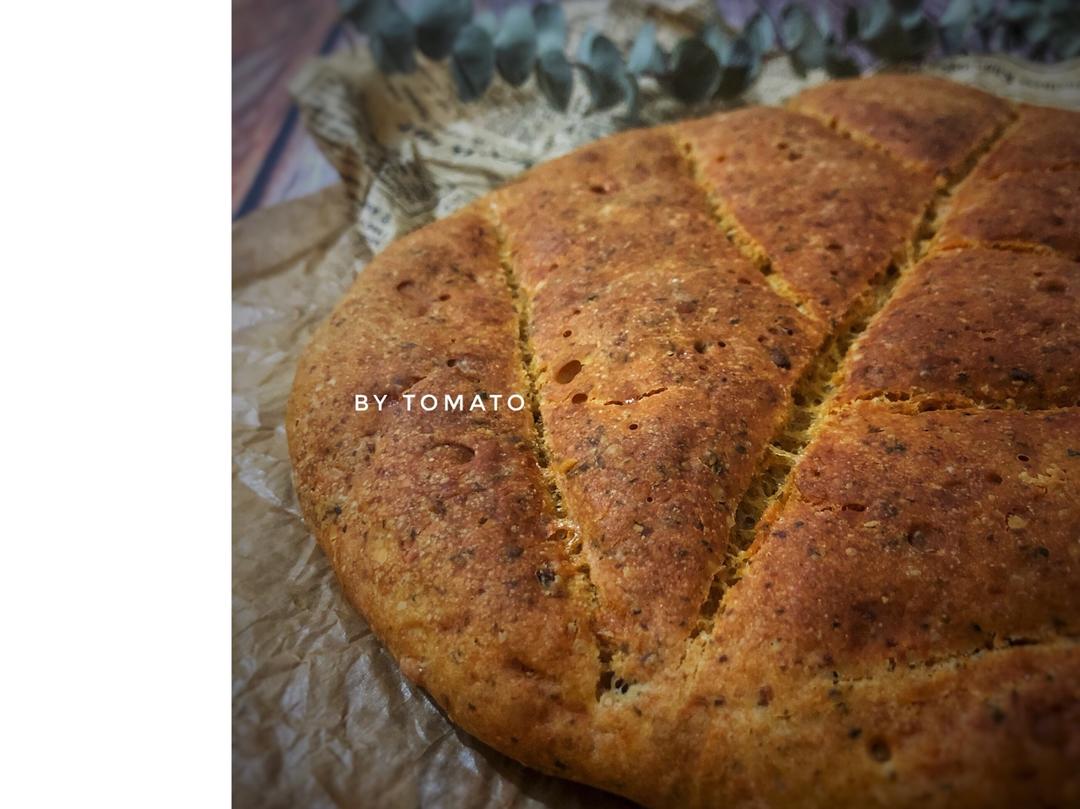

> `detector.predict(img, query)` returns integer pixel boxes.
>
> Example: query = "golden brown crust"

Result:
[974,103,1080,179]
[685,643,1080,808]
[935,169,1080,260]
[491,128,825,681]
[841,248,1080,408]
[676,106,934,324]
[932,103,1080,261]
[681,403,1080,807]
[287,211,604,774]
[717,403,1080,680]
[286,76,1079,807]
[789,73,1014,179]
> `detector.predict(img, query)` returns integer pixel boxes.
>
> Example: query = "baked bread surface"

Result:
[287,75,1080,807]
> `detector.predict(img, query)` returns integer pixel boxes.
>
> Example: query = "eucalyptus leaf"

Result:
[340,0,388,31]
[663,37,721,103]
[898,8,924,32]
[535,49,573,110]
[450,23,495,101]
[815,7,833,43]
[782,5,825,75]
[866,12,936,62]
[624,74,642,121]
[824,43,860,77]
[712,65,747,99]
[578,32,632,111]
[411,0,472,60]
[939,22,969,54]
[715,38,755,98]
[889,0,922,14]
[533,2,566,53]
[474,10,496,36]
[494,6,537,86]
[843,7,858,42]
[1001,2,1040,22]
[339,0,367,26]
[745,11,775,53]
[1051,28,1080,59]
[627,22,666,75]
[733,34,764,81]
[987,24,1006,52]
[725,37,756,69]
[365,0,416,74]
[938,0,973,29]
[702,22,733,64]
[858,0,894,42]
[779,4,806,49]
[905,17,938,59]
[577,28,598,64]
[972,0,996,21]
[370,29,417,73]
[1024,16,1054,47]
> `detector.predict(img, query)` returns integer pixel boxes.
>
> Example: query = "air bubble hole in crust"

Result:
[555,360,583,384]
[1037,279,1066,294]
[396,280,414,292]
[430,442,475,464]
[868,738,891,763]
[571,393,588,404]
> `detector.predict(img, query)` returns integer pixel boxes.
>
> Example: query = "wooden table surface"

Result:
[233,0,343,219]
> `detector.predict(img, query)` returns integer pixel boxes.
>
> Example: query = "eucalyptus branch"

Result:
[339,0,1080,114]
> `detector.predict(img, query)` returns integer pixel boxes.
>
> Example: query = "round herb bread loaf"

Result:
[287,74,1080,807]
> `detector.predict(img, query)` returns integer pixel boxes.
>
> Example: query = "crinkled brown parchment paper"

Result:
[233,3,1080,803]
